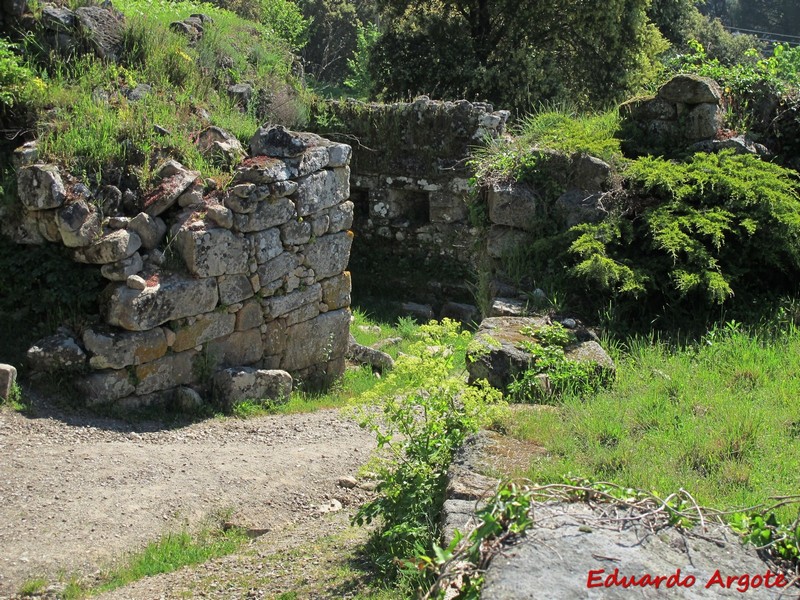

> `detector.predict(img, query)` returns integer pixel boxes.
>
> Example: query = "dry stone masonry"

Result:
[10,126,354,411]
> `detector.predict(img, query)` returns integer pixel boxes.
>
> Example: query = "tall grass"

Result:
[506,322,800,521]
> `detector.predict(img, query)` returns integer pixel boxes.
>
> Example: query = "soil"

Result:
[0,389,378,599]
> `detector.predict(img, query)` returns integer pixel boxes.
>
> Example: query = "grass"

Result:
[18,577,47,597]
[501,322,800,522]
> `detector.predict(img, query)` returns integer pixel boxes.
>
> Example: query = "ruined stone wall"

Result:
[10,126,353,410]
[321,97,509,304]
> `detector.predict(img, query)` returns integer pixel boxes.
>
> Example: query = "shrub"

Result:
[0,38,38,112]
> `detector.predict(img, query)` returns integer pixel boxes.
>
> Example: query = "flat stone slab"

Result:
[481,503,791,599]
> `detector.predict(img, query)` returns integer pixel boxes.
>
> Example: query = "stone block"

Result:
[142,161,199,216]
[213,367,292,411]
[248,228,283,264]
[218,273,255,305]
[325,143,351,167]
[233,156,293,185]
[265,284,322,319]
[100,252,144,282]
[250,124,324,158]
[486,225,533,259]
[78,369,135,405]
[284,302,320,326]
[303,231,352,280]
[233,197,296,232]
[488,182,540,231]
[281,309,350,371]
[280,219,312,245]
[172,312,236,353]
[83,327,168,369]
[27,334,86,372]
[257,252,302,288]
[430,193,467,224]
[17,164,66,210]
[72,230,142,264]
[657,74,722,105]
[57,200,101,247]
[176,227,248,278]
[0,364,17,400]
[440,302,478,324]
[327,200,354,233]
[235,300,263,331]
[128,212,167,250]
[104,274,218,331]
[320,272,351,311]
[263,318,287,356]
[135,350,197,395]
[292,167,350,217]
[684,103,723,141]
[35,209,62,243]
[206,328,263,367]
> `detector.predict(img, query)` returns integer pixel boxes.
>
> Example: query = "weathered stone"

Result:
[124,83,151,102]
[135,350,197,395]
[100,252,143,281]
[11,141,39,169]
[206,204,233,229]
[304,231,352,280]
[250,125,325,158]
[0,364,17,400]
[684,103,723,141]
[401,302,435,322]
[104,274,218,331]
[56,200,102,248]
[128,212,167,250]
[126,274,147,290]
[233,156,293,185]
[142,161,199,216]
[17,164,66,210]
[280,219,311,245]
[72,229,141,264]
[347,334,394,371]
[657,74,722,105]
[440,302,478,324]
[206,328,263,367]
[430,192,468,223]
[325,143,352,168]
[488,182,539,231]
[224,188,259,214]
[310,213,329,237]
[176,227,248,277]
[327,200,354,233]
[486,226,533,259]
[75,5,125,61]
[27,333,86,372]
[227,82,252,105]
[35,209,62,243]
[41,5,75,31]
[281,309,350,371]
[176,386,204,411]
[257,252,302,288]
[235,300,263,331]
[466,317,615,390]
[196,126,246,168]
[571,155,612,192]
[283,303,320,326]
[555,189,606,227]
[265,284,322,319]
[77,369,135,405]
[233,197,296,233]
[213,367,292,411]
[2,210,45,244]
[172,312,236,353]
[320,272,351,311]
[292,167,350,217]
[269,180,299,198]
[263,318,287,356]
[489,298,529,317]
[248,228,283,263]
[176,182,204,207]
[285,146,331,179]
[218,273,255,305]
[481,503,778,600]
[83,327,167,369]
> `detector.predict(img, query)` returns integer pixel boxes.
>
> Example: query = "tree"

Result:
[368,0,666,112]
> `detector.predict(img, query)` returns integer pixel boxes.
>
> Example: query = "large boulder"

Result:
[27,333,86,372]
[75,5,124,61]
[213,367,292,411]
[17,164,66,210]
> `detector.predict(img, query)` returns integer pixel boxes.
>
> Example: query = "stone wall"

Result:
[320,97,510,304]
[9,126,354,410]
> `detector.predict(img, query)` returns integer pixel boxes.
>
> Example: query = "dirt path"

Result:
[0,395,376,598]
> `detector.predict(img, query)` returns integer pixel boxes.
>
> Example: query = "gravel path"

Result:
[0,395,375,598]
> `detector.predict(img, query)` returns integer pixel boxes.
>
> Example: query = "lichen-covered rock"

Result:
[176,227,248,277]
[56,199,101,247]
[100,252,144,281]
[82,327,167,369]
[327,200,354,233]
[104,273,218,331]
[213,367,292,411]
[347,334,394,371]
[280,219,311,245]
[292,167,350,217]
[218,273,255,305]
[488,182,539,232]
[257,252,302,289]
[265,284,322,319]
[171,312,235,353]
[12,141,39,169]
[176,386,204,411]
[27,333,86,372]
[0,364,17,400]
[250,125,325,158]
[233,156,293,185]
[142,161,199,216]
[235,300,263,331]
[320,272,351,311]
[657,74,722,105]
[248,228,283,263]
[72,229,142,264]
[281,309,350,371]
[128,212,167,250]
[206,328,263,367]
[304,231,352,280]
[196,126,246,168]
[17,164,66,210]
[75,5,125,61]
[135,350,197,395]
[233,197,296,232]
[684,103,723,141]
[77,369,135,405]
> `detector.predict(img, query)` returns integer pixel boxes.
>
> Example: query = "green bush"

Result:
[570,151,800,308]
[0,38,38,111]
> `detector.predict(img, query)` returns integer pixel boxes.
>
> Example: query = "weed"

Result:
[18,577,47,597]
[1,382,27,412]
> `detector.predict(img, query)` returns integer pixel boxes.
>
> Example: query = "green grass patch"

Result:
[504,322,800,522]
[18,577,48,597]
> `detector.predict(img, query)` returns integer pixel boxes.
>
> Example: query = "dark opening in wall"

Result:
[351,187,370,220]
[388,189,430,226]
